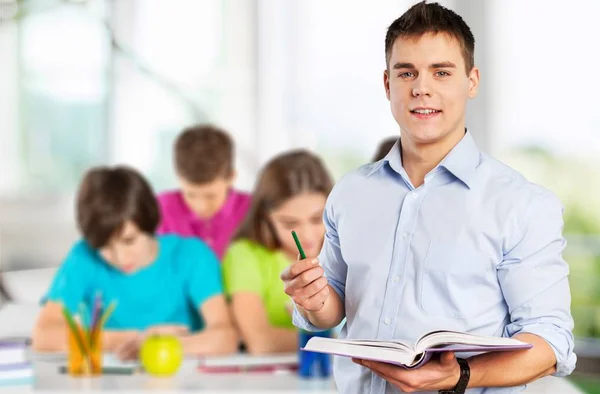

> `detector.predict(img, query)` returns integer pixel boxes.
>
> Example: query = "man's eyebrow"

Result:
[430,61,456,68]
[392,61,457,70]
[392,62,414,69]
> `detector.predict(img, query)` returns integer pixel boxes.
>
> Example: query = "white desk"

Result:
[0,353,583,393]
[4,353,336,393]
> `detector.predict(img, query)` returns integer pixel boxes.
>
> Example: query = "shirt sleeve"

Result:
[498,191,576,377]
[293,191,348,332]
[186,239,224,309]
[44,241,94,314]
[222,241,264,297]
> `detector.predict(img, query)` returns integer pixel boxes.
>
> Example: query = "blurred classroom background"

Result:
[0,0,599,391]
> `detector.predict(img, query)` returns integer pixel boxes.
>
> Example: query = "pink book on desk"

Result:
[302,330,533,369]
[197,353,298,373]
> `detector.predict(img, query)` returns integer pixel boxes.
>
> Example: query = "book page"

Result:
[303,337,417,366]
[415,331,529,354]
[329,338,414,352]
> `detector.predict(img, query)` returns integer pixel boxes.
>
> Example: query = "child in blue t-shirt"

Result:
[32,166,238,359]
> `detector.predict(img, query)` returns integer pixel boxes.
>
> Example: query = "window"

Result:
[487,0,600,338]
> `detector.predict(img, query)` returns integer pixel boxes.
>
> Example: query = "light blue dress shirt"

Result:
[294,132,576,394]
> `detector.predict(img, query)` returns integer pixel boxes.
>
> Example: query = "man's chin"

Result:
[401,126,461,145]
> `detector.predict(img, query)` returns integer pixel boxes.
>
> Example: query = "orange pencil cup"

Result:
[67,325,103,376]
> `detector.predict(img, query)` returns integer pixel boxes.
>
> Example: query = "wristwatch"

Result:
[439,358,470,394]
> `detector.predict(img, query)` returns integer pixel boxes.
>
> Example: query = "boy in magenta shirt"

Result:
[157,125,251,260]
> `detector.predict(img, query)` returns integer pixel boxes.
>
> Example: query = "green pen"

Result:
[291,231,306,260]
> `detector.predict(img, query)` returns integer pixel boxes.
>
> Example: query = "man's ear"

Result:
[383,69,391,101]
[467,66,480,99]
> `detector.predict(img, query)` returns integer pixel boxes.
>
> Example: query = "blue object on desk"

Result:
[298,329,331,378]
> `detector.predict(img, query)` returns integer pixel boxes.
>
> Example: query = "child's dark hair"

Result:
[76,166,159,248]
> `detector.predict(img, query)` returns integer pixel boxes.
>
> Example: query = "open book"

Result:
[302,330,532,369]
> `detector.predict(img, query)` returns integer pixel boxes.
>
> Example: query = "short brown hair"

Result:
[236,150,333,250]
[76,166,159,248]
[372,137,398,162]
[174,124,234,184]
[385,1,475,74]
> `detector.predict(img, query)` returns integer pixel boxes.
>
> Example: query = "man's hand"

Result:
[115,325,190,360]
[353,352,461,393]
[280,257,330,312]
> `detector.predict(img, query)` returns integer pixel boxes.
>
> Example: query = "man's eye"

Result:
[436,71,450,77]
[398,72,415,78]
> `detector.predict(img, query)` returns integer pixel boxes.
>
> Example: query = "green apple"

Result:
[140,335,183,376]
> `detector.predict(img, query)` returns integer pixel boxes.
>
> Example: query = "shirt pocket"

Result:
[419,242,497,320]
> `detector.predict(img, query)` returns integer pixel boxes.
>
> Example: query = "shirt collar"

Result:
[367,130,480,189]
[437,130,480,189]
[367,138,402,177]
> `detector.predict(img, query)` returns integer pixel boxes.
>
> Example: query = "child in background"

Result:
[33,166,237,359]
[157,125,251,260]
[222,150,334,354]
[371,136,398,162]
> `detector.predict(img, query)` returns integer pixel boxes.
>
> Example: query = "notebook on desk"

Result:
[57,354,142,375]
[0,339,32,387]
[0,338,29,366]
[197,353,298,373]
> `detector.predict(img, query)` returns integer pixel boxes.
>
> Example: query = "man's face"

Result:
[384,33,479,146]
[179,175,234,220]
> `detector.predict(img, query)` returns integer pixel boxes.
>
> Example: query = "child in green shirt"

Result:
[222,150,333,354]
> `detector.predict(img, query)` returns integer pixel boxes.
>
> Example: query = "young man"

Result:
[157,125,251,260]
[281,2,576,393]
[33,166,238,359]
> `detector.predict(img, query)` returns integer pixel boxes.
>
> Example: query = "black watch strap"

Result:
[439,358,470,394]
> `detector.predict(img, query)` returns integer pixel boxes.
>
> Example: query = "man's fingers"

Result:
[293,266,325,288]
[280,258,319,281]
[296,285,330,311]
[283,266,324,297]
[298,276,328,299]
[439,351,456,365]
[362,360,409,382]
[361,360,423,392]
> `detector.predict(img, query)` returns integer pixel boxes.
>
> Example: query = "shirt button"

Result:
[384,317,391,325]
[411,192,418,199]
[392,276,400,283]
[400,232,408,239]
